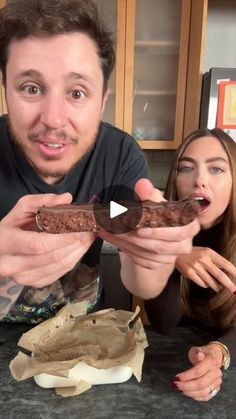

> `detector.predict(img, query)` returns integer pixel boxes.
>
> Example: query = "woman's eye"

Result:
[70,90,85,100]
[177,166,193,174]
[210,167,224,174]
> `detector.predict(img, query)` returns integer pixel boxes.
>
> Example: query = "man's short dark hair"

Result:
[0,0,115,91]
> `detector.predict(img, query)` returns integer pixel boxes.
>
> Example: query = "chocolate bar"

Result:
[36,199,199,233]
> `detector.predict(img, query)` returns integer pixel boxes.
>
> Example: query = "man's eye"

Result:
[23,85,41,95]
[71,90,85,100]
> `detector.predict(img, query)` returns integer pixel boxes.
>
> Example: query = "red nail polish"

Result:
[234,290,236,295]
[174,376,181,382]
[171,382,183,392]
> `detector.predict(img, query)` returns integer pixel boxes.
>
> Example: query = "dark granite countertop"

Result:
[0,323,235,419]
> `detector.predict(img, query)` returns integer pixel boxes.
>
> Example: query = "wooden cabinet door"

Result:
[93,0,127,130]
[124,0,191,149]
[184,0,208,138]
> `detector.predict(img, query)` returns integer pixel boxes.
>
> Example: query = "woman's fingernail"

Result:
[174,376,181,382]
[171,382,182,392]
[234,290,236,295]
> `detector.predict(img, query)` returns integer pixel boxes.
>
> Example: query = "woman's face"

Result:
[176,136,232,229]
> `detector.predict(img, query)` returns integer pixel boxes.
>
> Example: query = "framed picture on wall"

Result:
[217,80,236,130]
[217,81,236,141]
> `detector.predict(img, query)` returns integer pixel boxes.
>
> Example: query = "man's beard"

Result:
[36,142,95,182]
[8,120,100,183]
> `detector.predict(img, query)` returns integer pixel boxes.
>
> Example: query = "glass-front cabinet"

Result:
[0,0,208,150]
[94,0,205,150]
[95,0,190,149]
[130,0,187,148]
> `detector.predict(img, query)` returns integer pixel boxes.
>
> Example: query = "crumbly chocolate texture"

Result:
[37,344,102,362]
[36,199,199,234]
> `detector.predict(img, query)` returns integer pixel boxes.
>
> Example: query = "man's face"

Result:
[5,33,109,184]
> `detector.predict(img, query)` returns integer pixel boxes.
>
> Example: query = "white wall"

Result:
[204,0,236,71]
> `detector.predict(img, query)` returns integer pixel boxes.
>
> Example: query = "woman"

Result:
[145,128,236,402]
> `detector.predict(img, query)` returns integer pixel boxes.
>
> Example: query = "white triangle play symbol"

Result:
[110,201,128,219]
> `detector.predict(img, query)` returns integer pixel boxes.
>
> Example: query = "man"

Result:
[0,0,199,323]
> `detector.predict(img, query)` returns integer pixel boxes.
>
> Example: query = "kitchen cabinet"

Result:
[95,0,191,149]
[123,0,190,149]
[95,0,208,149]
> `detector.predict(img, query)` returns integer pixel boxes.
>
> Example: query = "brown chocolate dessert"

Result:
[36,199,199,234]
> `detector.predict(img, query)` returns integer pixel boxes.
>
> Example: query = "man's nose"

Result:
[40,96,67,129]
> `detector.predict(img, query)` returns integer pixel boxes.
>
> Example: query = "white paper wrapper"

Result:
[10,302,148,397]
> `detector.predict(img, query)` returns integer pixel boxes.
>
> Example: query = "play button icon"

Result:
[93,185,143,234]
[110,201,128,219]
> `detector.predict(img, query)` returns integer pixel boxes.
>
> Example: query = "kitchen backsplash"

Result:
[144,149,176,190]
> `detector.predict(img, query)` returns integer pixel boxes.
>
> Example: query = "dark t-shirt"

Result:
[0,115,149,323]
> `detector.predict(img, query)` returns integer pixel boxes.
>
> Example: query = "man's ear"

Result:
[101,88,110,116]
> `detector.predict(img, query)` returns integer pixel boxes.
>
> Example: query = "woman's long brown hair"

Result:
[165,128,236,330]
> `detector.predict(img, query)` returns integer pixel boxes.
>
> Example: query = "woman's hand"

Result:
[0,194,96,288]
[171,343,224,401]
[175,247,236,293]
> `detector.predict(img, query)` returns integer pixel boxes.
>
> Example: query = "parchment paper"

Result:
[10,301,148,396]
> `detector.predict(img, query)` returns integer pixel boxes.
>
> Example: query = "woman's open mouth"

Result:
[193,197,211,214]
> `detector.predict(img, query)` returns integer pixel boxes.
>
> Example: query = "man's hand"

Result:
[176,247,236,293]
[99,179,200,269]
[0,194,96,288]
[171,344,223,401]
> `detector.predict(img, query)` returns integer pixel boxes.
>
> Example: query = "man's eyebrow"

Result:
[179,156,229,164]
[15,69,42,79]
[15,70,94,84]
[66,72,95,86]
